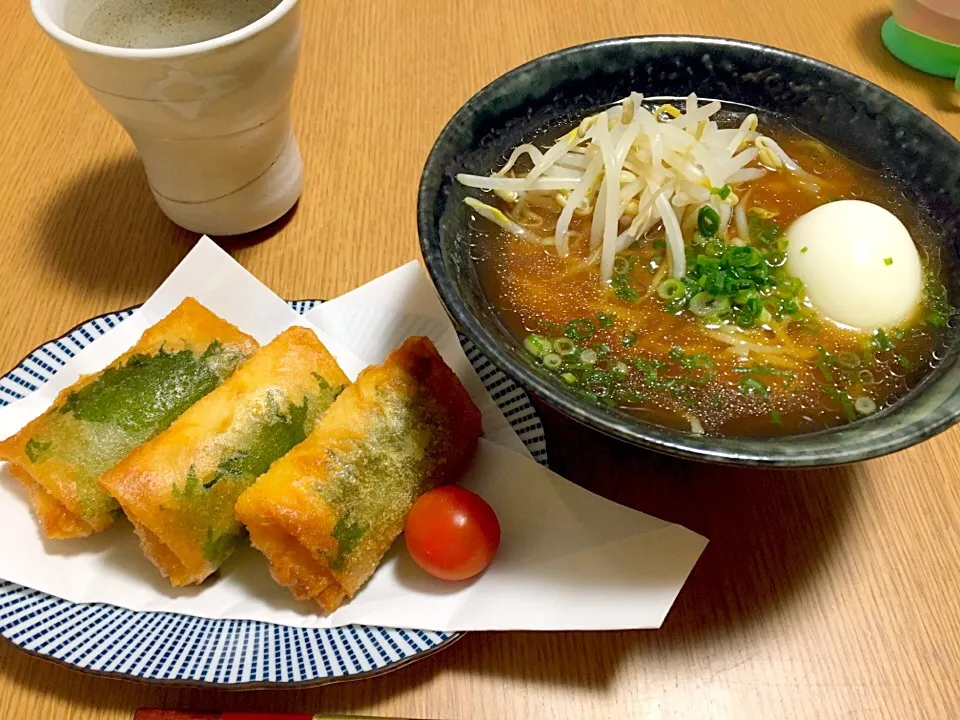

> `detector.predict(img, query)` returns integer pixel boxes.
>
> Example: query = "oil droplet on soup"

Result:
[470,108,953,437]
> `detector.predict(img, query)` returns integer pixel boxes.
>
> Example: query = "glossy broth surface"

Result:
[473,109,951,436]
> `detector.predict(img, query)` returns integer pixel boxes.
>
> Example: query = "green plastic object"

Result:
[882,16,960,90]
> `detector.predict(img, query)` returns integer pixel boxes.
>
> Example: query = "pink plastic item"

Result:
[893,0,960,46]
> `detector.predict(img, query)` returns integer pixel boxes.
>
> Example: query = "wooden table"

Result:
[2,0,959,718]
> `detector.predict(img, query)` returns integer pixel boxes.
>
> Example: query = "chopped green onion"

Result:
[817,360,834,382]
[704,241,726,259]
[740,297,763,319]
[542,353,563,370]
[766,251,787,268]
[871,329,895,352]
[689,292,730,317]
[896,354,911,369]
[623,330,637,347]
[658,208,811,330]
[614,388,646,404]
[884,257,893,266]
[611,361,630,377]
[800,246,809,254]
[780,299,801,316]
[524,334,552,358]
[698,206,721,237]
[554,337,576,356]
[923,270,954,329]
[739,377,768,396]
[565,318,597,341]
[854,396,877,416]
[597,312,615,328]
[695,255,722,272]
[821,385,857,421]
[776,276,804,299]
[580,349,598,365]
[840,393,858,421]
[711,185,732,200]
[658,278,686,300]
[927,312,949,328]
[726,246,762,268]
[771,410,782,426]
[612,256,640,303]
[836,351,861,369]
[560,372,578,384]
[634,358,660,385]
[816,347,839,381]
[584,369,609,386]
[683,353,715,370]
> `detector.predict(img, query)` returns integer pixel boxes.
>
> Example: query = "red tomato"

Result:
[405,486,501,581]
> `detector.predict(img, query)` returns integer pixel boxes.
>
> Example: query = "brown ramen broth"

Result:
[469,104,952,437]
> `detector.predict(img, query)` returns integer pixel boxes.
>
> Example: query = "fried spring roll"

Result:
[0,299,257,539]
[98,327,350,586]
[236,336,482,612]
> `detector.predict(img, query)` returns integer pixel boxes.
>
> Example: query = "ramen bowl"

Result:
[418,36,960,467]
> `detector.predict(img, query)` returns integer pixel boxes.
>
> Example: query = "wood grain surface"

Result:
[1,1,960,718]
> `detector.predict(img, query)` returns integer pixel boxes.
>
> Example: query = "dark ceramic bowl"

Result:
[418,35,960,467]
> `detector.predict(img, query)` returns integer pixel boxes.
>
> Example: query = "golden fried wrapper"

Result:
[99,326,349,586]
[237,336,482,612]
[0,298,257,538]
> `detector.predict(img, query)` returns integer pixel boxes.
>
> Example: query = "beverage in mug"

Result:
[67,0,281,49]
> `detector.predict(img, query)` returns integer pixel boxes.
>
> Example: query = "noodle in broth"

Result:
[465,99,953,437]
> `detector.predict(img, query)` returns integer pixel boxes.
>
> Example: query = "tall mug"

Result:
[31,0,302,236]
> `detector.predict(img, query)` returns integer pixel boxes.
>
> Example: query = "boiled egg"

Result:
[786,200,922,330]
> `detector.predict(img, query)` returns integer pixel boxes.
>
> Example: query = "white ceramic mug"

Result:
[31,0,302,236]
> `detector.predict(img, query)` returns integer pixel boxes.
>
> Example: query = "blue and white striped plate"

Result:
[0,301,548,687]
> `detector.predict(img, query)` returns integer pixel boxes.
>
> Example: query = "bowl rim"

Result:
[417,34,960,467]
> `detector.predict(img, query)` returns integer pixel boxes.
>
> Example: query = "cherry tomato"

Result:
[405,486,501,581]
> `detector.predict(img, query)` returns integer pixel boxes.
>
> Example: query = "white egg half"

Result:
[786,200,923,330]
